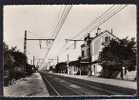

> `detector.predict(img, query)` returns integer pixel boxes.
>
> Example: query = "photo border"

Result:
[0,0,138,99]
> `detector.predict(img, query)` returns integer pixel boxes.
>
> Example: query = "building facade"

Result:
[58,29,136,80]
[66,29,118,75]
[80,29,118,76]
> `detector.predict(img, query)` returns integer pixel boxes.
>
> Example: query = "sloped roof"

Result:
[69,60,79,66]
[90,30,120,41]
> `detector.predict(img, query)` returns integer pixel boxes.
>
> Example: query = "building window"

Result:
[105,36,109,42]
[87,48,90,57]
[82,50,84,57]
[105,36,110,42]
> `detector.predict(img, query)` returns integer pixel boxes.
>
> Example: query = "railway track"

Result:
[40,72,136,96]
[40,72,82,96]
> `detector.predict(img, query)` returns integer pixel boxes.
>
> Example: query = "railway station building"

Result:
[59,28,136,80]
[67,28,119,76]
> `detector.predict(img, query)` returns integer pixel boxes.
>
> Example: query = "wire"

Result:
[41,5,127,68]
[40,5,73,68]
[71,5,116,39]
[72,5,121,40]
[62,5,127,54]
[54,6,73,38]
[57,5,117,55]
[88,5,127,37]
[51,5,67,38]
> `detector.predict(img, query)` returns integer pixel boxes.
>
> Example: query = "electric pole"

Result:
[24,30,27,55]
[24,30,27,75]
[23,30,55,56]
[33,56,35,66]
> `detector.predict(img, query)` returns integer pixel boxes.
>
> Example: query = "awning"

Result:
[80,60,98,64]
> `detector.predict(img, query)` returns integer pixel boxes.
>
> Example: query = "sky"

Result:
[4,5,136,69]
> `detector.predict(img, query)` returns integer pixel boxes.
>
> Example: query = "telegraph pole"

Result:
[24,30,55,56]
[33,56,35,66]
[24,30,27,55]
[24,30,27,75]
[23,30,55,71]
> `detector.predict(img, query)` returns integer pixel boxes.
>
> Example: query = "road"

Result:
[40,72,136,96]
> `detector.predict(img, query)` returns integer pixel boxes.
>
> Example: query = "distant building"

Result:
[63,28,136,80]
[67,29,119,75]
[80,29,119,76]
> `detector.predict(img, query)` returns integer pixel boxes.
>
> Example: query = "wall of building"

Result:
[91,63,102,76]
[91,32,116,62]
[67,65,80,75]
[90,31,118,75]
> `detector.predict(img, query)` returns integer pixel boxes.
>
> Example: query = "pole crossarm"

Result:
[65,39,84,41]
[26,38,55,41]
[48,59,57,60]
[65,39,84,49]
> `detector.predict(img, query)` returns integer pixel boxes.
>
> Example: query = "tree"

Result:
[98,38,136,79]
[3,42,34,86]
[4,43,15,85]
[55,62,67,73]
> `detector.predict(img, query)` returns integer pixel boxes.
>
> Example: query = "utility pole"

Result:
[23,30,55,56]
[24,30,27,55]
[33,56,35,66]
[24,30,27,75]
[23,30,55,71]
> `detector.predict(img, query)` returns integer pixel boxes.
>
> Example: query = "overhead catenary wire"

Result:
[88,5,127,33]
[51,5,67,38]
[41,5,115,63]
[40,5,127,68]
[40,5,73,68]
[72,5,126,40]
[54,5,127,61]
[43,5,73,65]
[57,5,116,52]
[49,5,73,54]
[56,5,118,55]
[71,5,116,40]
[64,5,127,52]
[40,5,68,66]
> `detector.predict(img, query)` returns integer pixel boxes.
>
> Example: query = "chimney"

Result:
[97,27,101,36]
[88,33,90,38]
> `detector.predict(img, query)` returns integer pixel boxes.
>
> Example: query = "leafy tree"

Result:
[4,43,15,85]
[55,62,67,73]
[4,42,35,86]
[98,38,136,79]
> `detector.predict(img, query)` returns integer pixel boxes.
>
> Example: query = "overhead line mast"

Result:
[23,30,55,61]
